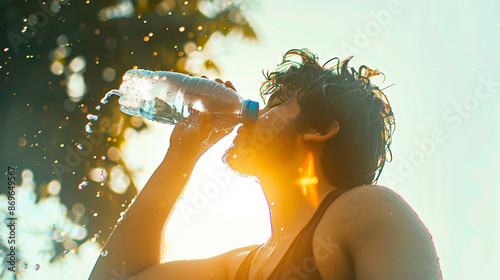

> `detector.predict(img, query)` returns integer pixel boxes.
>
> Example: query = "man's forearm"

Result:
[89,151,197,279]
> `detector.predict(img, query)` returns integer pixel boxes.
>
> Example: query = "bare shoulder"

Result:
[314,185,442,279]
[131,244,259,280]
[317,184,432,244]
[320,185,419,225]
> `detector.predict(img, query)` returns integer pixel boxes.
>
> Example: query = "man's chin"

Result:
[222,147,253,176]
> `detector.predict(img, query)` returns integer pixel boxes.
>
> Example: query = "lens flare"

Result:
[298,151,319,208]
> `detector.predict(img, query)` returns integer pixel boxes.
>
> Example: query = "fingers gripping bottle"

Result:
[117,69,259,129]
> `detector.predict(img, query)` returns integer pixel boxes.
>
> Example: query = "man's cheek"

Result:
[256,127,275,145]
[239,142,257,161]
[268,111,290,133]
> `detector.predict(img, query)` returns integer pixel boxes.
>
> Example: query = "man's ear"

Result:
[302,121,340,142]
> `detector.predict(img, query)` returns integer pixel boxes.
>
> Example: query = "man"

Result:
[90,49,442,279]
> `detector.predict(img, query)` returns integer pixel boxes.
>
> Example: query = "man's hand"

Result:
[167,78,237,160]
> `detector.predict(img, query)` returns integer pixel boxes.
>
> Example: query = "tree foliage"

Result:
[0,0,256,260]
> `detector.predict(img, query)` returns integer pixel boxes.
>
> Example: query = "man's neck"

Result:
[257,170,337,243]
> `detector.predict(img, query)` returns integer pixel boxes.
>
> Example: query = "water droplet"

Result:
[101,155,106,161]
[101,250,108,257]
[96,192,101,198]
[64,249,70,254]
[93,212,98,216]
[95,105,101,110]
[22,262,27,270]
[85,122,93,133]
[78,181,88,190]
[100,170,105,180]
[86,114,99,121]
[35,264,40,271]
[117,211,125,222]
[76,143,83,150]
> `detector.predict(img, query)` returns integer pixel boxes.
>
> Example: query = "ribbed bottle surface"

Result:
[117,69,255,129]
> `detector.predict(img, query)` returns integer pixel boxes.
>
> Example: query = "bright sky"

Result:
[122,1,500,279]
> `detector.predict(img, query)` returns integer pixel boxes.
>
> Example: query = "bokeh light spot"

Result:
[69,56,86,73]
[89,168,107,182]
[67,73,87,101]
[104,37,118,50]
[47,179,61,195]
[102,67,116,82]
[130,116,143,128]
[107,146,121,161]
[18,137,27,146]
[50,61,64,75]
[109,166,130,194]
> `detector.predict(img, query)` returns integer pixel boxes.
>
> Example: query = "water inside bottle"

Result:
[145,98,184,124]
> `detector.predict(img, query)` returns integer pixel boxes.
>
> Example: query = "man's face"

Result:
[224,91,303,176]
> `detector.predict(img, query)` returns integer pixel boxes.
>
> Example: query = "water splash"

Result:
[117,211,126,223]
[63,249,70,254]
[101,89,121,104]
[35,264,40,271]
[101,250,109,257]
[76,143,83,150]
[86,114,99,121]
[95,105,101,110]
[85,122,93,133]
[78,181,88,190]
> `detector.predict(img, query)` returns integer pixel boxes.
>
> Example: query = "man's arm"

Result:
[314,185,442,280]
[89,112,231,279]
[131,245,258,280]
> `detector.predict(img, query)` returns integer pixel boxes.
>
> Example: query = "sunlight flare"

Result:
[298,151,319,208]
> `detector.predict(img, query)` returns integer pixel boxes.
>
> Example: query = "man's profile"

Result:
[90,49,442,280]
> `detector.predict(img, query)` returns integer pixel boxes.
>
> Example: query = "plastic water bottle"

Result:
[116,69,259,129]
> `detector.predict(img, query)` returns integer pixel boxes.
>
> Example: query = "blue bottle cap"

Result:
[242,100,259,123]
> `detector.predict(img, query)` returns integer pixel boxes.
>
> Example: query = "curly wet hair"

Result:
[260,49,395,189]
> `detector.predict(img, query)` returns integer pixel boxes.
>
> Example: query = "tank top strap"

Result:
[234,245,261,280]
[305,187,349,228]
[266,187,349,279]
[234,188,349,280]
